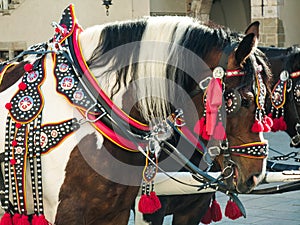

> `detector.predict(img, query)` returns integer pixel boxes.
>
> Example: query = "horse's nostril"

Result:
[246,177,255,187]
[246,174,260,187]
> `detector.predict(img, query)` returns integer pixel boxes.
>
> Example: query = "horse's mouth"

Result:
[233,167,238,187]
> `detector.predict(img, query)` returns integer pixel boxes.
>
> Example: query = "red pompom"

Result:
[10,159,16,165]
[24,63,33,72]
[251,119,264,133]
[200,206,212,224]
[225,200,243,220]
[11,140,18,147]
[16,215,30,225]
[138,192,161,214]
[193,117,205,136]
[12,213,21,225]
[211,199,222,222]
[213,121,227,140]
[16,123,22,129]
[278,116,287,131]
[18,82,27,91]
[0,212,12,225]
[55,27,61,33]
[5,103,12,110]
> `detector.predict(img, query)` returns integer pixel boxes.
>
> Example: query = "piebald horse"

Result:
[0,5,271,225]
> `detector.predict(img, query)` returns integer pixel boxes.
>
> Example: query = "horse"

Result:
[139,29,274,225]
[260,46,300,148]
[140,47,300,225]
[0,4,272,225]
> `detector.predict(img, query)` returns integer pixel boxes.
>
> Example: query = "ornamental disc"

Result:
[18,96,34,112]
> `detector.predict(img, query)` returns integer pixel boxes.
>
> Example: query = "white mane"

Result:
[79,17,195,123]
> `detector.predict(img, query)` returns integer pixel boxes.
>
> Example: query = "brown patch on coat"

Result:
[55,133,145,225]
[0,62,26,92]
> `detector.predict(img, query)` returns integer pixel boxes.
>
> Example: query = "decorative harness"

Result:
[269,68,300,148]
[0,4,271,222]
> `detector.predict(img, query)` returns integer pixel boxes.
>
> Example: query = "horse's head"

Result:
[279,48,300,146]
[187,21,272,193]
[80,17,272,194]
[261,46,300,147]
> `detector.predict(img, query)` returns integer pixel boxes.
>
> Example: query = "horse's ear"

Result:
[245,21,260,39]
[235,33,256,66]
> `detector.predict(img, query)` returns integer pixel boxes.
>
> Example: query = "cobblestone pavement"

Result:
[129,132,300,224]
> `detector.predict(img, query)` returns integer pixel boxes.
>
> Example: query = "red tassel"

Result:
[138,192,161,214]
[34,215,50,225]
[201,129,210,141]
[267,113,273,119]
[264,115,273,128]
[213,121,226,140]
[149,192,161,210]
[193,117,210,140]
[271,118,280,132]
[225,200,242,220]
[200,206,212,224]
[263,123,271,132]
[193,117,205,136]
[0,212,12,225]
[278,116,287,131]
[12,213,21,225]
[16,215,30,225]
[251,119,264,132]
[24,63,33,72]
[31,215,38,225]
[211,200,222,222]
[262,115,273,132]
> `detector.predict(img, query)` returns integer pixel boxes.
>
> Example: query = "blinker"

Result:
[224,89,242,115]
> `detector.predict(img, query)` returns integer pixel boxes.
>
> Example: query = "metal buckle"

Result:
[208,146,221,157]
[174,108,186,127]
[85,103,107,122]
[199,77,212,90]
[222,165,234,179]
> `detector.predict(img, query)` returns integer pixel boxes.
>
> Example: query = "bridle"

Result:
[281,70,300,146]
[189,44,269,179]
[0,10,270,216]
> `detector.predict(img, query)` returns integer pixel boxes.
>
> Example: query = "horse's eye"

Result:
[224,89,241,114]
[241,98,251,108]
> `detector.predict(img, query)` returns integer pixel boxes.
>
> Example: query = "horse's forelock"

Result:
[254,49,273,93]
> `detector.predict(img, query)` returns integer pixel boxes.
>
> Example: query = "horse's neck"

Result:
[0,62,26,92]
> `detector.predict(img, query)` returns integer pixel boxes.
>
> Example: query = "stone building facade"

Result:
[184,0,299,47]
[0,0,299,60]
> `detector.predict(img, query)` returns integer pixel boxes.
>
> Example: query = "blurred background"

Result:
[0,0,299,61]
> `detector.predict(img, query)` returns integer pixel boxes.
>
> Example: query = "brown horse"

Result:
[140,26,274,225]
[142,47,300,225]
[0,5,272,225]
[260,46,300,147]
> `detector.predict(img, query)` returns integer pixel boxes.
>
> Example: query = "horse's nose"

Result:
[245,174,260,189]
[237,174,260,193]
